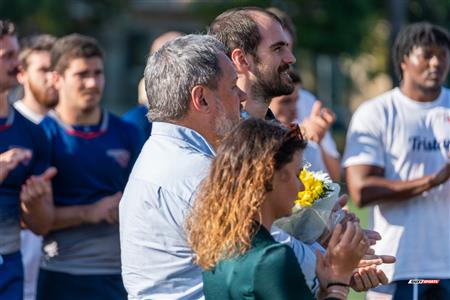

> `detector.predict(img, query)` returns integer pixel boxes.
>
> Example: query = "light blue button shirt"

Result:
[120,122,322,299]
[119,122,214,300]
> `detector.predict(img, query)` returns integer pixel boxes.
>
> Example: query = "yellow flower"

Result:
[295,168,328,207]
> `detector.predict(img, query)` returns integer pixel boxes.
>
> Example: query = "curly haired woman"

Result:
[187,118,369,300]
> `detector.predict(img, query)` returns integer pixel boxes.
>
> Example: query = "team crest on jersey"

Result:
[106,149,130,168]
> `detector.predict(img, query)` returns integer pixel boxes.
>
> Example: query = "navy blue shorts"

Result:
[36,269,127,300]
[0,251,24,300]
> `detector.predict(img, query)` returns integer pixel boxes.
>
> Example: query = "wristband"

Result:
[326,282,349,289]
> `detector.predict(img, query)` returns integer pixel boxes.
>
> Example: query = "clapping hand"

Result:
[0,148,32,183]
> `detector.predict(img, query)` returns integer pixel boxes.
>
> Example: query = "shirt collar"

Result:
[47,109,109,139]
[151,121,216,157]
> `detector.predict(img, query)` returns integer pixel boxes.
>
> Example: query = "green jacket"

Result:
[203,226,315,300]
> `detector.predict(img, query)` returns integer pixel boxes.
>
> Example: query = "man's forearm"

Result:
[21,202,54,235]
[52,205,91,231]
[350,174,434,207]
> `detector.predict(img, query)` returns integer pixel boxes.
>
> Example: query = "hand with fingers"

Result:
[315,222,369,299]
[300,101,336,144]
[363,229,382,246]
[0,148,32,183]
[350,266,389,292]
[84,192,122,224]
[358,254,396,268]
[429,159,450,188]
[350,254,396,292]
[320,194,360,248]
[335,194,360,225]
[316,222,369,284]
[20,167,58,235]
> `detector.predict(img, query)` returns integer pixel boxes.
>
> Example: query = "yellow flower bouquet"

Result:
[274,167,344,244]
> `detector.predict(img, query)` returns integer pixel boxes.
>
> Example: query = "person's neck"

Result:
[237,76,269,119]
[175,116,219,150]
[21,93,49,117]
[243,98,269,119]
[259,200,275,231]
[55,103,101,125]
[0,91,9,117]
[400,82,442,103]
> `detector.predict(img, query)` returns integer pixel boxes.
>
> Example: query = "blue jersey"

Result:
[39,109,144,274]
[0,107,50,255]
[41,110,143,206]
[122,105,151,140]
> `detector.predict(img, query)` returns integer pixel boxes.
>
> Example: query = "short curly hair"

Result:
[393,22,450,81]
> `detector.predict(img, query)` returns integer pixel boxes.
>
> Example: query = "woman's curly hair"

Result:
[186,118,306,270]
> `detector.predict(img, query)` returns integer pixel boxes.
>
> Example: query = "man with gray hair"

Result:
[119,34,246,299]
[122,31,184,139]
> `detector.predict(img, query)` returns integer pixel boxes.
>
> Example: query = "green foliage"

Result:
[408,0,450,28]
[0,0,126,36]
[288,0,379,55]
[192,0,381,56]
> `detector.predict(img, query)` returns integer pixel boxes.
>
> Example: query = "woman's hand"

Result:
[316,222,369,289]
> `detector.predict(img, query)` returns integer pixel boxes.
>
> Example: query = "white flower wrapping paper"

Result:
[274,183,343,244]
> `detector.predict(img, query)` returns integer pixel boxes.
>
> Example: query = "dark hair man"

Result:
[29,34,143,300]
[0,20,55,300]
[210,7,394,297]
[344,22,450,300]
[209,7,296,119]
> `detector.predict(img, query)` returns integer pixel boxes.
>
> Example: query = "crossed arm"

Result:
[345,162,450,207]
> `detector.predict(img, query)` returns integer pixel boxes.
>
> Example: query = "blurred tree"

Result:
[0,0,127,36]
[192,0,380,56]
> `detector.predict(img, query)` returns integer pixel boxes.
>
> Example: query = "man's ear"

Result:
[52,71,62,90]
[191,85,210,113]
[16,66,27,85]
[231,48,250,73]
[400,55,409,75]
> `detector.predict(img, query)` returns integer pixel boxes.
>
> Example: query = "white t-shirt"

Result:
[296,89,340,159]
[303,140,327,173]
[343,87,450,281]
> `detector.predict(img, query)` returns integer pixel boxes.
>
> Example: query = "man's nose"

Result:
[284,48,296,65]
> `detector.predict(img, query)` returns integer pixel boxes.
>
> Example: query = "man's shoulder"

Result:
[108,110,139,130]
[121,105,149,134]
[355,89,396,114]
[12,107,46,138]
[40,113,58,128]
[131,138,212,192]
